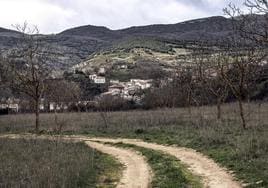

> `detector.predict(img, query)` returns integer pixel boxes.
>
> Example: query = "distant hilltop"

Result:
[0,15,264,70]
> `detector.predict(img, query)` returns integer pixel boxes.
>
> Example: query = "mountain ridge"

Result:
[0,15,244,70]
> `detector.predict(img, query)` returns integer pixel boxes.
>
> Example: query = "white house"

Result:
[110,80,120,84]
[94,77,106,84]
[49,102,68,111]
[98,67,106,75]
[89,74,106,84]
[89,74,97,80]
[101,79,152,101]
[130,79,152,89]
[0,98,19,113]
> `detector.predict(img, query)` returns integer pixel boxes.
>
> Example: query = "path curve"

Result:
[85,141,152,188]
[87,137,242,188]
[0,134,152,188]
[1,134,242,188]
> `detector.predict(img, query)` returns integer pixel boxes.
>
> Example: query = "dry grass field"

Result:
[0,138,122,188]
[0,102,267,134]
[0,102,268,187]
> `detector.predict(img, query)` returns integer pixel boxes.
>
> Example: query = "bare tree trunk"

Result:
[35,99,40,133]
[54,107,58,132]
[258,102,261,126]
[217,99,222,120]
[100,111,109,131]
[187,90,192,119]
[238,99,246,129]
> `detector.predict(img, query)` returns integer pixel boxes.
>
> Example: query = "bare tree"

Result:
[0,58,9,98]
[46,79,81,133]
[184,44,230,121]
[218,46,264,129]
[222,0,268,128]
[3,23,51,132]
[0,57,5,88]
[175,66,196,116]
[46,79,81,110]
[205,55,229,120]
[224,0,268,45]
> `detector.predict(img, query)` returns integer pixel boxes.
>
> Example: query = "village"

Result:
[0,60,227,115]
[0,66,153,114]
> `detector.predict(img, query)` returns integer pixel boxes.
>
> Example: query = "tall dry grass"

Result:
[0,102,267,133]
[0,138,98,187]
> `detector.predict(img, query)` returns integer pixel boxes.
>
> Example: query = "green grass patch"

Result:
[110,142,202,188]
[80,124,268,187]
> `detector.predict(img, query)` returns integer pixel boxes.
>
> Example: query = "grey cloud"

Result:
[0,0,245,33]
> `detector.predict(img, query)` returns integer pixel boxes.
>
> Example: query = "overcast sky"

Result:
[0,0,244,34]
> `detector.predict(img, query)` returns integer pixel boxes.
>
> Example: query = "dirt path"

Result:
[87,137,242,188]
[1,134,242,188]
[85,141,152,188]
[0,134,152,188]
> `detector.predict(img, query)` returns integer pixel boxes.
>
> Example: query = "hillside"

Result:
[72,37,197,82]
[0,16,245,71]
[119,16,233,41]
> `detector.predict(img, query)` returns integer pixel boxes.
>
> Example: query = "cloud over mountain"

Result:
[0,0,244,33]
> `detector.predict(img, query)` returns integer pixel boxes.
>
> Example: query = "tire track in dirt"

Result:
[87,137,242,188]
[0,134,152,188]
[84,141,152,188]
[1,134,242,188]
